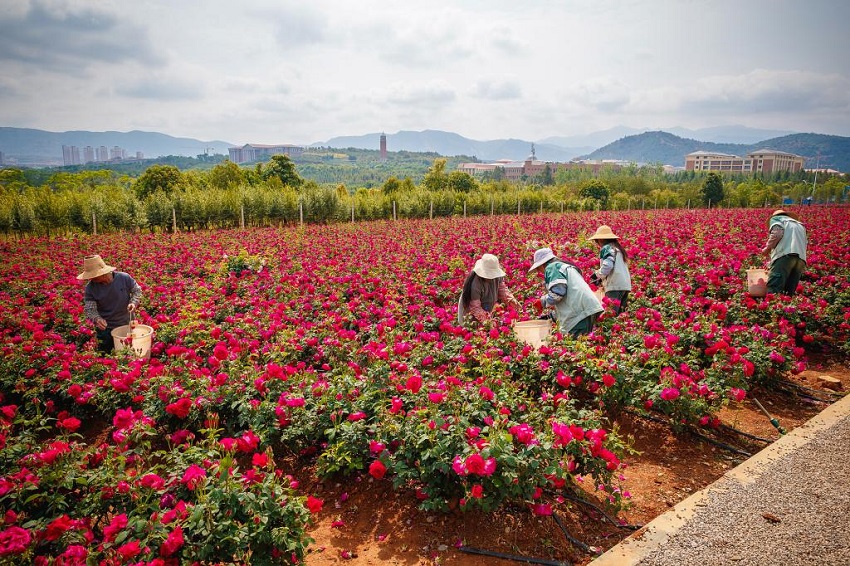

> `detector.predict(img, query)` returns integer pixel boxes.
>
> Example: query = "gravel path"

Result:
[637,412,850,566]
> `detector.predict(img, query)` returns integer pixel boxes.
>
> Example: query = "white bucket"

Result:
[513,320,552,349]
[111,323,154,360]
[746,268,768,297]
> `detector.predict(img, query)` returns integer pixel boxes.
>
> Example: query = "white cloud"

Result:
[471,79,522,100]
[383,82,457,107]
[0,0,162,72]
[2,0,850,143]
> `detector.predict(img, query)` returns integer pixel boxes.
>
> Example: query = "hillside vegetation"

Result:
[1,154,847,237]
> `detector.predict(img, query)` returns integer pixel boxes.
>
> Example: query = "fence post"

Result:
[560,201,564,213]
[351,203,354,222]
[708,199,711,210]
[517,200,521,215]
[240,205,245,229]
[641,198,645,209]
[539,201,543,214]
[687,199,690,209]
[172,208,177,232]
[299,201,303,225]
[92,212,97,236]
[491,197,494,216]
[429,200,433,220]
[393,200,397,221]
[463,201,466,217]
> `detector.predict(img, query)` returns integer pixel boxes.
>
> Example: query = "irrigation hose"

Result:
[776,385,831,404]
[719,423,773,443]
[457,545,571,566]
[626,408,753,457]
[558,490,643,531]
[687,426,753,456]
[751,397,787,435]
[778,378,843,398]
[551,512,600,555]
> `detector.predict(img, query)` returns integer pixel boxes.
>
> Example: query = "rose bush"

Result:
[0,205,847,562]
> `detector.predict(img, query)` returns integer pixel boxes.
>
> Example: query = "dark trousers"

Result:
[569,314,598,338]
[604,290,630,315]
[96,327,115,353]
[768,254,806,296]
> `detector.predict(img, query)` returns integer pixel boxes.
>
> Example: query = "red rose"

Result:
[368,459,387,480]
[0,526,31,556]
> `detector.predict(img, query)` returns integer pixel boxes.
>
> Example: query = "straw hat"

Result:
[77,254,116,280]
[587,225,619,240]
[770,209,799,221]
[472,253,506,279]
[528,247,556,273]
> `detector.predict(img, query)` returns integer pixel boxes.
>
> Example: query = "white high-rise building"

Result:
[110,146,126,160]
[62,145,81,166]
[83,146,95,164]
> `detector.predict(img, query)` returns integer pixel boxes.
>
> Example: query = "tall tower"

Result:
[379,133,387,160]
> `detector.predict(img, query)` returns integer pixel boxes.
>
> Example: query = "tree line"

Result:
[0,155,846,236]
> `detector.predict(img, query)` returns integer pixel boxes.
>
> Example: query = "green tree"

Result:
[446,170,477,193]
[536,163,554,186]
[207,161,245,191]
[579,179,610,206]
[381,176,402,195]
[422,159,448,191]
[261,154,302,189]
[701,172,724,206]
[134,165,184,199]
[0,168,29,191]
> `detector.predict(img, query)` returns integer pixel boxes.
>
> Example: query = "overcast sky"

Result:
[1,0,849,145]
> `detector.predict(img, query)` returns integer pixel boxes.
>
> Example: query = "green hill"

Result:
[584,131,850,172]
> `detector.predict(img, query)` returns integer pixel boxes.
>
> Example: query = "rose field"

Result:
[1,205,849,565]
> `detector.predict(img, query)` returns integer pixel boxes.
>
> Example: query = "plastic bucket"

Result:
[746,268,768,297]
[111,323,154,360]
[513,320,552,349]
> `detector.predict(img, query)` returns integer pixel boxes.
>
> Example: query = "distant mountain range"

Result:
[316,130,588,163]
[0,127,232,166]
[319,128,848,172]
[581,131,850,172]
[1,126,847,172]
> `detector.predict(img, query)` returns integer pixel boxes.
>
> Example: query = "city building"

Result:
[228,143,304,164]
[110,146,126,160]
[62,145,81,166]
[457,145,624,181]
[380,133,387,160]
[97,146,109,162]
[83,146,95,164]
[0,151,4,166]
[685,149,805,174]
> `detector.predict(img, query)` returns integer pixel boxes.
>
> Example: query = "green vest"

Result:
[544,261,603,333]
[769,216,807,264]
[599,244,632,292]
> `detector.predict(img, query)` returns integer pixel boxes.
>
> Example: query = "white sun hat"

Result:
[528,247,556,273]
[472,253,506,279]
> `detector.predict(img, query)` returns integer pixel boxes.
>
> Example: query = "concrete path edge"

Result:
[591,392,850,565]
